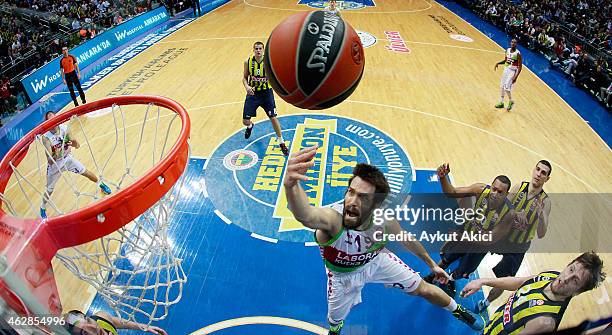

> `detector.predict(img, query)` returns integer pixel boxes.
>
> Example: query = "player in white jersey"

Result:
[324,0,341,16]
[283,146,485,335]
[494,38,522,111]
[40,111,112,218]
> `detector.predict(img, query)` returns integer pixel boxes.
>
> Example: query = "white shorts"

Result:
[46,155,86,193]
[326,250,422,323]
[500,67,517,91]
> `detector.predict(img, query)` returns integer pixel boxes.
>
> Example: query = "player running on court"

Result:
[40,111,111,218]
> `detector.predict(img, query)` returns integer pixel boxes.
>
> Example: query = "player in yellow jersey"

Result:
[495,38,522,111]
[423,163,515,297]
[63,310,167,335]
[474,160,552,313]
[461,251,605,335]
[242,41,289,156]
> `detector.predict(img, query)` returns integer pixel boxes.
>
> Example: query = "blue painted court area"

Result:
[89,116,484,335]
[438,0,612,148]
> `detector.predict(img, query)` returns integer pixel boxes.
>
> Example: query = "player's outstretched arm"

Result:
[437,163,485,198]
[66,128,79,148]
[41,136,57,163]
[386,219,450,284]
[283,146,338,232]
[461,276,534,297]
[95,311,168,335]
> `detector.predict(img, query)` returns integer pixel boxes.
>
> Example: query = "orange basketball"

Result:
[264,11,365,110]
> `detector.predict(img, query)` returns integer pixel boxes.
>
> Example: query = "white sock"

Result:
[444,298,458,312]
[278,136,284,143]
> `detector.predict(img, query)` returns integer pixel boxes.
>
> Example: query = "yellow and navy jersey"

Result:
[483,271,570,335]
[463,185,512,233]
[507,181,548,244]
[91,315,119,335]
[247,55,272,91]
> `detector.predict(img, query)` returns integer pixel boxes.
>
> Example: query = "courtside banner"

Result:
[199,0,230,13]
[20,6,169,103]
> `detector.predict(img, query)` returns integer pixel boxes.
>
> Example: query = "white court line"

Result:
[250,233,279,243]
[157,36,266,44]
[201,178,209,198]
[214,209,232,224]
[403,39,500,54]
[242,0,432,13]
[159,35,501,55]
[433,0,611,151]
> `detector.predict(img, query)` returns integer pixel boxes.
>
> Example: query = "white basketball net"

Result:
[0,102,187,324]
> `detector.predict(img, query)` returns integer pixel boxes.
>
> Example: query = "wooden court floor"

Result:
[3,0,611,330]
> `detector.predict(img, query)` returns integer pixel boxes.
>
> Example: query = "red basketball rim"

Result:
[0,95,190,261]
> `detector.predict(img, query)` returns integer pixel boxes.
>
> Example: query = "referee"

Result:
[60,46,86,107]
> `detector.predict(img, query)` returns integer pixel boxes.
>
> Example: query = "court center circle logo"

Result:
[357,31,377,48]
[223,149,259,171]
[306,1,366,10]
[205,114,414,243]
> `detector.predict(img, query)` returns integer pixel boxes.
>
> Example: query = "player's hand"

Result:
[460,279,483,298]
[512,76,517,83]
[533,197,545,222]
[283,146,318,188]
[63,79,67,85]
[494,64,499,70]
[145,326,167,335]
[246,86,255,95]
[436,163,450,179]
[77,72,81,79]
[512,210,529,231]
[430,265,450,285]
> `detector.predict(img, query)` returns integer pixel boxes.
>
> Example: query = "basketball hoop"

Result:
[0,95,190,332]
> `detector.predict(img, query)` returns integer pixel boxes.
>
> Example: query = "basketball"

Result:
[264,11,365,110]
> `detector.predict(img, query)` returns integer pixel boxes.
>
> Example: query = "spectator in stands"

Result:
[192,0,202,17]
[551,36,567,65]
[586,64,610,94]
[72,19,81,31]
[598,81,612,107]
[0,76,16,116]
[485,2,498,20]
[563,47,582,76]
[165,0,175,16]
[572,52,593,84]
